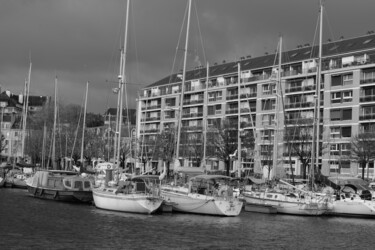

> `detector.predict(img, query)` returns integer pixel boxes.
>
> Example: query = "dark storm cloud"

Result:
[1,0,375,113]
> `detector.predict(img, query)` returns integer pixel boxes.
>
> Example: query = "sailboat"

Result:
[160,0,243,217]
[26,80,93,203]
[92,0,163,214]
[5,61,35,189]
[242,31,331,215]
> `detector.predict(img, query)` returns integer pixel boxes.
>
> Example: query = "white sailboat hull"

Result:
[161,189,243,217]
[93,188,163,214]
[328,199,375,217]
[242,191,329,216]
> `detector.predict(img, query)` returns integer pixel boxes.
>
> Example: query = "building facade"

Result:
[0,90,49,164]
[137,33,375,178]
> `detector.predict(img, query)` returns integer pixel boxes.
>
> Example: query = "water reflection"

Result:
[1,189,375,249]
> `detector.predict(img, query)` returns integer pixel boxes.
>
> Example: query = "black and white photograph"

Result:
[1,0,375,249]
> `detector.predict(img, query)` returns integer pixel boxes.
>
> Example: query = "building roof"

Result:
[146,33,375,88]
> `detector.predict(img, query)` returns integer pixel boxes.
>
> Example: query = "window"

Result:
[331,92,342,103]
[331,91,352,103]
[330,126,351,138]
[343,74,353,85]
[341,127,351,137]
[262,114,275,125]
[330,127,340,139]
[261,99,275,111]
[330,108,352,121]
[342,91,353,102]
[331,75,342,86]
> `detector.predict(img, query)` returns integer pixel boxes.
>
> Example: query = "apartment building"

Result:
[0,90,49,163]
[137,33,375,177]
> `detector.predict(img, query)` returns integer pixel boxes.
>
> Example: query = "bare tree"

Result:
[206,118,254,176]
[283,118,315,180]
[350,132,375,180]
[154,128,176,176]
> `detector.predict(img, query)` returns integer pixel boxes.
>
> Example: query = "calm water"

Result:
[1,189,375,250]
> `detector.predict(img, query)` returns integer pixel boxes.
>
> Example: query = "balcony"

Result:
[360,95,375,102]
[182,126,203,131]
[226,109,238,114]
[182,112,203,118]
[240,107,256,113]
[240,93,257,98]
[285,102,315,109]
[285,85,315,93]
[247,74,271,82]
[360,114,375,120]
[281,69,303,77]
[360,77,375,85]
[144,116,161,122]
[183,99,204,105]
[144,104,161,110]
[226,94,239,100]
[208,97,222,102]
[185,85,205,92]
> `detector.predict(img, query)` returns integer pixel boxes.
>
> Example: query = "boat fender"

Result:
[53,191,59,199]
[34,188,38,195]
[107,164,111,169]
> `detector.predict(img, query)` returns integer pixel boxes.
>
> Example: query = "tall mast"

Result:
[203,61,209,163]
[272,36,282,178]
[316,3,323,173]
[52,76,57,170]
[116,0,130,167]
[311,3,323,188]
[113,52,123,164]
[237,61,241,178]
[21,61,32,159]
[176,0,192,160]
[80,81,89,169]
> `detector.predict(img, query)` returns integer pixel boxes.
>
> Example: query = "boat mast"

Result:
[52,76,58,170]
[272,36,282,179]
[80,81,89,170]
[203,61,209,164]
[21,61,32,159]
[116,0,130,168]
[237,61,241,178]
[311,3,323,189]
[176,0,192,161]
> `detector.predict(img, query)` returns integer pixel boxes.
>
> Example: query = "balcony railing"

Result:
[360,78,375,85]
[360,114,375,120]
[182,112,203,118]
[285,85,315,93]
[183,99,204,105]
[182,126,203,131]
[285,102,315,109]
[208,97,223,102]
[226,94,238,100]
[360,95,375,102]
[225,109,238,114]
[240,93,257,98]
[144,116,161,122]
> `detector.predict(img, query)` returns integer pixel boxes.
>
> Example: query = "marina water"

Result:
[1,189,374,250]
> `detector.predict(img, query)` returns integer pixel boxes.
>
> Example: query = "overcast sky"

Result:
[1,0,375,113]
